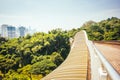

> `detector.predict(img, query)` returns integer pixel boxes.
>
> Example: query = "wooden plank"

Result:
[42,31,89,80]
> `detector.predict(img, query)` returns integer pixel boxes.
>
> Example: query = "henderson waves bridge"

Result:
[42,31,120,80]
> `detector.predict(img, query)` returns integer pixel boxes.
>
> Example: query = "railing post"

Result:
[93,45,120,80]
[83,30,120,80]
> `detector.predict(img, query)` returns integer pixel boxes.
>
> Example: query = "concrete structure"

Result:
[1,24,16,38]
[18,26,26,37]
[94,42,120,80]
[7,26,16,38]
[1,24,8,38]
[0,25,30,38]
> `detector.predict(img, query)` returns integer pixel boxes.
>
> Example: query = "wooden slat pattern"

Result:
[42,31,89,80]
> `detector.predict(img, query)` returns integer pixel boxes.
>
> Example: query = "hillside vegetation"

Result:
[82,17,120,40]
[0,28,80,80]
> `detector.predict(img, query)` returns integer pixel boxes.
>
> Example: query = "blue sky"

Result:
[0,0,120,32]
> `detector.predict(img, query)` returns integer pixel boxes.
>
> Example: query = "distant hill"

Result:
[81,17,120,40]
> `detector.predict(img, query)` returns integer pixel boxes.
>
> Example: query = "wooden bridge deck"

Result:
[42,31,89,80]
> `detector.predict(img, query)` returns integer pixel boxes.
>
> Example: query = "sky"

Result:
[0,0,120,32]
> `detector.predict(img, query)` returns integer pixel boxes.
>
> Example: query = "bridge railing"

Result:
[83,30,120,80]
[93,45,120,80]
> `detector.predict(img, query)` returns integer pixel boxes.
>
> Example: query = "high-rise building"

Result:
[0,24,35,38]
[7,26,16,38]
[18,26,26,37]
[1,24,16,38]
[1,24,8,38]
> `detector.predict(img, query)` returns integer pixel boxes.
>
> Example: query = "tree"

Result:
[30,59,56,76]
[83,17,120,40]
[0,37,7,44]
[51,52,64,66]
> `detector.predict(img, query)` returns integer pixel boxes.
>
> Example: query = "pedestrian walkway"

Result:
[95,42,120,75]
[42,31,120,80]
[42,31,89,80]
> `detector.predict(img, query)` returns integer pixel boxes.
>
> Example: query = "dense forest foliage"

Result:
[0,28,80,80]
[82,17,120,40]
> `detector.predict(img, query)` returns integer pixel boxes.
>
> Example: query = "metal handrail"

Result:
[93,45,120,80]
[83,30,120,80]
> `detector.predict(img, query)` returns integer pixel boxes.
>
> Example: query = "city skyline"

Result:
[0,25,35,38]
[0,0,120,32]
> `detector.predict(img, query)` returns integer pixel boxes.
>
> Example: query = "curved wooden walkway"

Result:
[42,31,89,80]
